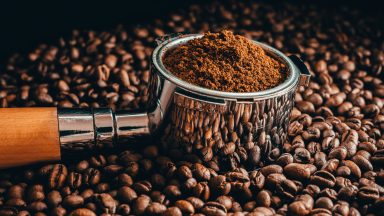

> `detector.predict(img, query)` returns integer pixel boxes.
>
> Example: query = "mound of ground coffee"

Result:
[163,30,287,92]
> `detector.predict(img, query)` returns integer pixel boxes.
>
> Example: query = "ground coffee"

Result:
[163,30,287,92]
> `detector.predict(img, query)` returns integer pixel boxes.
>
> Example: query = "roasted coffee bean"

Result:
[277,179,298,199]
[89,155,107,168]
[82,168,101,186]
[27,185,45,202]
[284,163,316,180]
[338,185,358,201]
[145,202,166,215]
[47,190,62,207]
[132,194,151,215]
[209,175,231,196]
[193,182,210,201]
[192,163,211,181]
[117,186,137,203]
[174,200,195,215]
[39,164,68,189]
[187,197,205,210]
[256,190,271,207]
[249,170,265,190]
[62,194,84,209]
[265,173,286,189]
[162,207,182,216]
[310,170,336,188]
[177,165,193,180]
[216,195,233,210]
[67,172,82,189]
[201,201,227,216]
[132,181,152,194]
[315,197,333,210]
[69,208,96,216]
[117,204,131,215]
[288,194,314,216]
[51,206,66,216]
[303,184,321,197]
[93,193,116,214]
[76,160,90,173]
[276,153,294,167]
[357,186,380,202]
[163,185,181,199]
[260,164,283,176]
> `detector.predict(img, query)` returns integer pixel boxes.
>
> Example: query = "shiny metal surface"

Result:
[115,111,150,144]
[94,108,115,148]
[58,108,150,151]
[57,33,310,161]
[149,34,309,171]
[152,34,301,100]
[58,108,95,151]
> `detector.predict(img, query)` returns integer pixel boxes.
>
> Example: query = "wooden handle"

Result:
[0,107,61,168]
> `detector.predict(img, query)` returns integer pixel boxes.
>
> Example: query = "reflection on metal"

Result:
[57,34,310,160]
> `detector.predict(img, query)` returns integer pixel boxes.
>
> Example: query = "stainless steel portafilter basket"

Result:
[0,34,310,169]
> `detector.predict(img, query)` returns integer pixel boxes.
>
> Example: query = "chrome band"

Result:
[94,108,115,148]
[58,108,95,151]
[58,108,150,151]
[115,111,150,144]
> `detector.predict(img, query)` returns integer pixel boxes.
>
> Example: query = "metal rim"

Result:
[152,34,300,100]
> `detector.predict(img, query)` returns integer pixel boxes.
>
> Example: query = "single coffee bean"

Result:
[51,206,66,216]
[357,186,380,202]
[277,179,298,199]
[201,201,227,216]
[132,181,152,194]
[192,163,211,181]
[39,164,68,189]
[132,195,151,215]
[193,182,210,201]
[284,163,316,180]
[163,185,181,199]
[117,204,131,215]
[93,193,116,214]
[46,190,62,207]
[177,165,193,180]
[338,185,358,201]
[315,197,333,210]
[209,175,231,196]
[67,172,82,189]
[117,186,137,203]
[256,190,271,207]
[82,168,101,186]
[63,194,84,209]
[174,200,195,215]
[216,195,233,210]
[310,170,336,188]
[162,207,182,216]
[69,208,97,216]
[260,164,283,176]
[249,170,265,190]
[288,194,314,216]
[145,202,166,215]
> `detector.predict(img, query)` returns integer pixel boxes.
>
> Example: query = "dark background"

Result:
[0,0,381,61]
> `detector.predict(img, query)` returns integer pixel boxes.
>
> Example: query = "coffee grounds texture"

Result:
[163,30,287,92]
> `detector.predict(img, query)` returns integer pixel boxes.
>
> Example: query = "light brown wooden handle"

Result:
[0,107,61,168]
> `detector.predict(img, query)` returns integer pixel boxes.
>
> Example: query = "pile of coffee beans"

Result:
[1,1,383,215]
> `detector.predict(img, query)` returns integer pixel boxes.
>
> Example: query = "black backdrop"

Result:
[0,0,382,61]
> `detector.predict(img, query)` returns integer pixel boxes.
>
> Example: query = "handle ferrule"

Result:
[58,108,150,151]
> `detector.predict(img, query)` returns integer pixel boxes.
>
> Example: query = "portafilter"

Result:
[0,34,310,168]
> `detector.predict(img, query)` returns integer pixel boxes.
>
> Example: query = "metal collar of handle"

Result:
[58,108,150,151]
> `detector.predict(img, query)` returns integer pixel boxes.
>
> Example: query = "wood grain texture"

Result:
[0,107,61,168]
